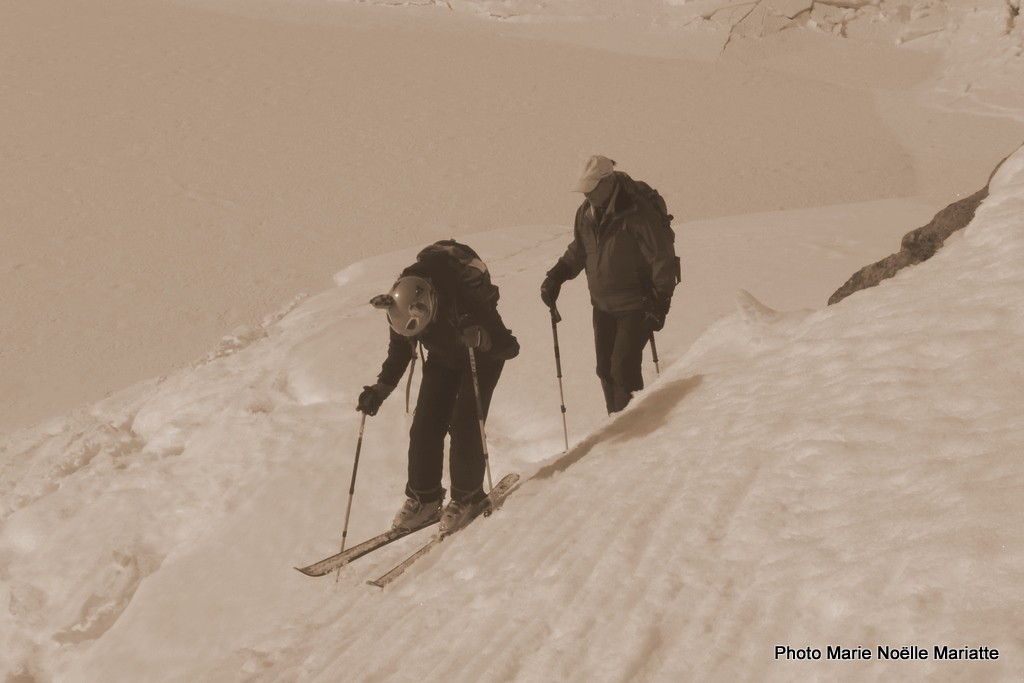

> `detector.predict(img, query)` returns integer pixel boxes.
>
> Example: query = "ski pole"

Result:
[649,332,661,376]
[466,346,493,492]
[333,413,366,585]
[549,307,569,452]
[405,351,415,413]
[405,341,421,413]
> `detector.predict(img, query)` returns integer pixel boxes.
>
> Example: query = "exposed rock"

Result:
[828,251,918,306]
[899,186,989,262]
[829,146,1020,307]
[827,157,1007,306]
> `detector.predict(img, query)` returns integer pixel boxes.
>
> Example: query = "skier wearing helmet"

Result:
[358,241,519,535]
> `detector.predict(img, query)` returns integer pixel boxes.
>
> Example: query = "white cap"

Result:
[572,155,616,193]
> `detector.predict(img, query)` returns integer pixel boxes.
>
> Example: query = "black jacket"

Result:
[376,257,519,388]
[557,172,678,313]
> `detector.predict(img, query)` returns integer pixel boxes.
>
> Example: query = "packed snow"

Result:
[2,150,1022,680]
[3,0,1024,680]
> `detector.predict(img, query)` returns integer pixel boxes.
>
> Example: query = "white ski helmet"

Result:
[371,275,437,337]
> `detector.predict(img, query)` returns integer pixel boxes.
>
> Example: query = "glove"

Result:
[491,333,521,361]
[356,383,395,416]
[458,325,492,352]
[643,294,671,333]
[540,260,573,309]
[540,277,562,308]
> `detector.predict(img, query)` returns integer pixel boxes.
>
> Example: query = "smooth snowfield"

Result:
[4,0,1024,432]
[3,0,1024,680]
[2,151,1023,680]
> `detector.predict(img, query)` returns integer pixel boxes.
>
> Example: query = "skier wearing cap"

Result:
[358,242,519,535]
[541,156,678,414]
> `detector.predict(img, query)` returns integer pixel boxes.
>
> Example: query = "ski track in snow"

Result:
[270,154,1018,681]
[123,154,1023,681]
[3,0,1024,678]
[3,167,1024,679]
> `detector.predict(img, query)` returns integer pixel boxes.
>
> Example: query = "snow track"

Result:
[272,150,1023,681]
[3,159,1023,680]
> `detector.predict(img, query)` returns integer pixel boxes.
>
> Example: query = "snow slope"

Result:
[2,146,1022,681]
[5,0,1023,434]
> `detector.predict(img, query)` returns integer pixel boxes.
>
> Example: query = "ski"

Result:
[367,473,520,588]
[295,518,438,578]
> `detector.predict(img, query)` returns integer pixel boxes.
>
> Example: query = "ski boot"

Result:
[439,499,486,535]
[392,497,442,532]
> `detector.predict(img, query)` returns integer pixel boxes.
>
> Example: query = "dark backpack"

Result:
[618,174,682,285]
[415,239,500,312]
[622,175,674,234]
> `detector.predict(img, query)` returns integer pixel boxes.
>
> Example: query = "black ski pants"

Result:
[593,307,647,414]
[406,352,504,506]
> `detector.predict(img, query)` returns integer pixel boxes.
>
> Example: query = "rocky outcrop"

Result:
[828,152,1011,305]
